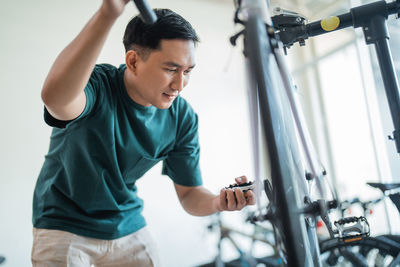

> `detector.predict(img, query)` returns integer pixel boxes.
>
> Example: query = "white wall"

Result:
[0,0,254,266]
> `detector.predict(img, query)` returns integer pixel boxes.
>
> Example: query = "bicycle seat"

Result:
[366,182,400,193]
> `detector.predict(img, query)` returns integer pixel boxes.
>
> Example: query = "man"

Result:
[32,0,255,266]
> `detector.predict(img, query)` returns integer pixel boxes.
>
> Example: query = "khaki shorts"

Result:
[31,227,161,267]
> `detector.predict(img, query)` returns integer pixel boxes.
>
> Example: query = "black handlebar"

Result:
[132,0,157,24]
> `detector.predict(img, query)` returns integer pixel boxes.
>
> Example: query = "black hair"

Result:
[123,8,200,53]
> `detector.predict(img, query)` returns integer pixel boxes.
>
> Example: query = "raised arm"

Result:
[41,0,129,121]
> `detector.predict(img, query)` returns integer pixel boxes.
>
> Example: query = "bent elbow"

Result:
[41,86,51,106]
[41,83,61,108]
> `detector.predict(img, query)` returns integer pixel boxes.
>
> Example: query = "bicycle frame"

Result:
[239,0,332,266]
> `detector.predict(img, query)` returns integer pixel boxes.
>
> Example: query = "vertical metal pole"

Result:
[369,16,400,153]
[355,34,395,233]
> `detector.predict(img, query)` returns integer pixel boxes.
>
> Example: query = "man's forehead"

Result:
[159,38,195,48]
[162,61,196,68]
[151,39,196,66]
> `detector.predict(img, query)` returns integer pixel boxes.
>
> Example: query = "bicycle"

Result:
[133,0,400,265]
[338,182,400,220]
[318,182,400,266]
[198,206,399,267]
[315,181,400,240]
[336,183,399,243]
[197,212,282,267]
[229,0,349,265]
[229,0,400,266]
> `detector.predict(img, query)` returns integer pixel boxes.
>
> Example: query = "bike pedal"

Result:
[225,181,255,192]
[334,216,370,243]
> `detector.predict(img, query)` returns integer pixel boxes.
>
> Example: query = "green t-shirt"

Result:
[33,64,202,240]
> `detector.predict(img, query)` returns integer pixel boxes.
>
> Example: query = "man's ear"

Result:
[125,50,139,74]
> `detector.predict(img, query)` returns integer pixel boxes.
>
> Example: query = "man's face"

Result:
[127,39,196,109]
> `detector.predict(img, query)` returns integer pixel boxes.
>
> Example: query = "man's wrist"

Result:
[98,5,121,23]
[213,195,223,213]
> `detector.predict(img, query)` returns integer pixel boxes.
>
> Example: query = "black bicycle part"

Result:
[272,0,400,154]
[224,181,254,192]
[197,256,282,267]
[319,236,400,266]
[272,0,400,48]
[132,0,157,24]
[264,179,273,203]
[271,12,308,48]
[245,13,321,267]
[302,198,338,216]
[367,182,400,193]
[302,198,338,238]
[367,182,400,215]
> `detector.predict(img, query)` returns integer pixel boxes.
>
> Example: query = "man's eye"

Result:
[184,69,192,75]
[165,68,177,72]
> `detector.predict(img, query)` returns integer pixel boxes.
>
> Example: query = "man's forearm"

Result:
[178,186,221,216]
[174,177,255,216]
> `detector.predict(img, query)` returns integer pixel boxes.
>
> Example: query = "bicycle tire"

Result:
[381,234,400,244]
[245,12,321,267]
[319,236,400,266]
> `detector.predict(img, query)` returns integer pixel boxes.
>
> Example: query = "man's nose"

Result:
[171,73,186,92]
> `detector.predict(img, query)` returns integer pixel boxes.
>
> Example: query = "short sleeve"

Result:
[43,68,101,128]
[162,105,202,186]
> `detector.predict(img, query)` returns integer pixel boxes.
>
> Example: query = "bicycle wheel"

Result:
[245,11,321,267]
[319,236,400,267]
[380,234,400,244]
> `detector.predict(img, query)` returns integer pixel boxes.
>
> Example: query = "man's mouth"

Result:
[162,92,178,100]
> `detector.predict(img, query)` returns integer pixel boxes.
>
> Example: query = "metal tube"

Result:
[374,36,400,153]
[306,13,353,37]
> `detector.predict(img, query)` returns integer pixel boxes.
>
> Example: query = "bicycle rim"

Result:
[320,237,400,267]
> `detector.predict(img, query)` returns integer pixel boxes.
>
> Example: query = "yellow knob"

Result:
[321,16,340,31]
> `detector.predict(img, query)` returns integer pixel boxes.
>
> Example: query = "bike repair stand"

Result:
[354,0,400,153]
[273,0,400,154]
